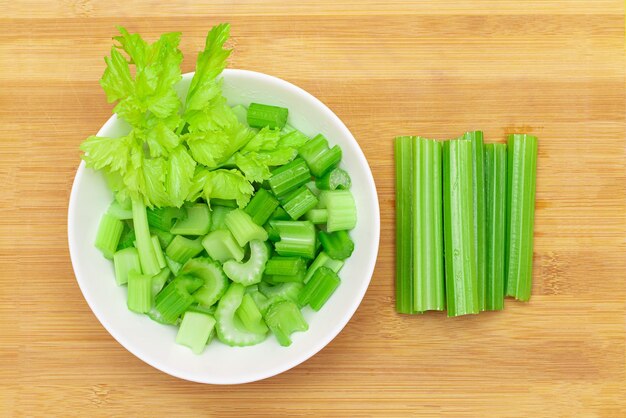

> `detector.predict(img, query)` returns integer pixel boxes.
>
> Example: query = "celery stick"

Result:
[394,136,415,314]
[298,266,340,311]
[304,251,343,284]
[155,275,204,324]
[443,139,478,316]
[210,205,235,232]
[304,208,328,224]
[316,167,351,191]
[165,235,204,264]
[485,143,507,310]
[244,188,279,226]
[176,311,216,354]
[270,220,317,259]
[264,300,308,346]
[170,203,211,235]
[95,213,124,259]
[113,247,141,286]
[215,283,267,346]
[147,206,186,231]
[127,271,153,313]
[412,137,445,312]
[202,229,245,263]
[235,294,269,334]
[247,102,288,129]
[151,235,166,269]
[268,158,311,197]
[132,198,161,276]
[223,240,269,286]
[224,209,268,247]
[181,258,228,307]
[318,230,354,260]
[318,190,357,232]
[506,134,538,301]
[465,131,487,311]
[281,186,319,220]
[117,224,136,251]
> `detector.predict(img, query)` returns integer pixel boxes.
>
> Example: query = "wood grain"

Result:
[1,1,624,416]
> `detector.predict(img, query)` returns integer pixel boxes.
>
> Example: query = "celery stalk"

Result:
[132,198,161,276]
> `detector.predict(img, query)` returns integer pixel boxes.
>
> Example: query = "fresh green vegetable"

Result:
[95,213,124,259]
[117,225,136,251]
[151,235,167,269]
[298,134,341,177]
[151,267,171,298]
[318,190,356,232]
[247,103,289,129]
[176,311,216,353]
[268,158,311,197]
[315,167,351,191]
[304,208,328,224]
[279,129,309,149]
[127,271,153,313]
[113,247,141,286]
[107,200,133,220]
[201,229,245,262]
[443,139,479,316]
[170,203,211,235]
[147,207,186,232]
[244,188,279,225]
[180,258,228,307]
[304,251,344,284]
[150,227,174,249]
[165,235,204,264]
[132,198,161,276]
[235,294,269,334]
[270,220,317,259]
[264,256,307,277]
[281,186,319,220]
[209,205,235,231]
[318,230,354,260]
[505,134,537,302]
[224,209,268,247]
[155,275,204,324]
[215,283,267,347]
[264,300,308,346]
[485,143,507,310]
[223,240,269,285]
[298,266,340,311]
[165,256,183,276]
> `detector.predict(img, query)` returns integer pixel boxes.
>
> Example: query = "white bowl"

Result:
[68,69,380,384]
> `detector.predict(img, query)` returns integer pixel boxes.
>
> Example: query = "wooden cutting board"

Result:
[1,1,624,416]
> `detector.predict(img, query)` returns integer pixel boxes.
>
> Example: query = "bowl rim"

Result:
[68,68,380,384]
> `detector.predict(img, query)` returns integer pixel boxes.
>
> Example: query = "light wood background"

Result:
[1,1,624,417]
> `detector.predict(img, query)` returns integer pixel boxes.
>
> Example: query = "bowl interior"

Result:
[68,69,380,384]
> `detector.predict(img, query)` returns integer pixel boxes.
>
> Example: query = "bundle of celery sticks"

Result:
[395,132,537,316]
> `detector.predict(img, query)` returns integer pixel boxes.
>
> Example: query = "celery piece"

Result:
[170,203,211,236]
[304,251,344,284]
[266,273,305,284]
[268,158,311,197]
[318,190,357,232]
[215,283,267,346]
[107,200,133,220]
[264,300,308,346]
[147,206,186,231]
[279,129,309,149]
[210,198,238,208]
[151,267,171,298]
[265,222,280,242]
[235,294,269,334]
[281,186,319,220]
[244,188,279,226]
[225,209,268,247]
[151,235,166,269]
[265,256,307,277]
[231,104,248,126]
[209,205,235,232]
[270,206,290,221]
[202,229,245,262]
[246,285,273,315]
[181,257,229,307]
[247,102,289,129]
[187,303,216,316]
[485,143,507,310]
[176,311,216,354]
[259,281,304,304]
[443,139,479,316]
[316,167,351,191]
[412,137,445,312]
[95,213,124,259]
[165,256,183,276]
[270,220,317,259]
[132,198,161,276]
[165,235,204,265]
[298,134,341,177]
[394,136,415,314]
[113,247,141,286]
[304,209,328,224]
[318,230,354,260]
[223,240,269,286]
[116,224,136,251]
[505,134,538,302]
[150,227,174,249]
[465,131,487,310]
[127,270,153,314]
[155,275,204,324]
[298,266,340,311]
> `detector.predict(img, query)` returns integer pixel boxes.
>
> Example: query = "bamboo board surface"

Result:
[1,1,624,416]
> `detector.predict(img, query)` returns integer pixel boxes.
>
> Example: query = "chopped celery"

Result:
[247,102,289,129]
[279,129,309,149]
[95,213,124,259]
[209,205,235,232]
[127,271,153,314]
[506,134,538,302]
[270,206,290,221]
[465,131,486,311]
[165,235,204,264]
[244,188,279,225]
[304,208,328,224]
[132,198,161,276]
[485,143,507,310]
[246,285,272,315]
[318,230,354,260]
[304,251,344,284]
[265,256,307,277]
[170,203,211,235]
[107,200,133,220]
[268,158,311,197]
[224,209,268,247]
[318,190,357,232]
[264,300,308,346]
[281,186,319,220]
[270,220,317,259]
[259,281,303,303]
[265,222,280,242]
[394,136,415,314]
[151,235,166,269]
[202,229,245,262]
[223,240,269,285]
[316,167,351,191]
[116,224,136,251]
[235,294,269,334]
[412,137,445,312]
[210,198,238,208]
[298,266,340,311]
[215,283,267,347]
[165,256,183,276]
[147,206,186,231]
[231,104,248,126]
[298,134,341,177]
[150,227,174,248]
[443,139,478,316]
[187,303,216,316]
[113,247,141,286]
[155,275,204,324]
[176,311,216,354]
[181,258,229,307]
[151,267,171,298]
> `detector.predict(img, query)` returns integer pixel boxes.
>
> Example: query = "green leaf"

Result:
[189,168,254,208]
[242,127,281,153]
